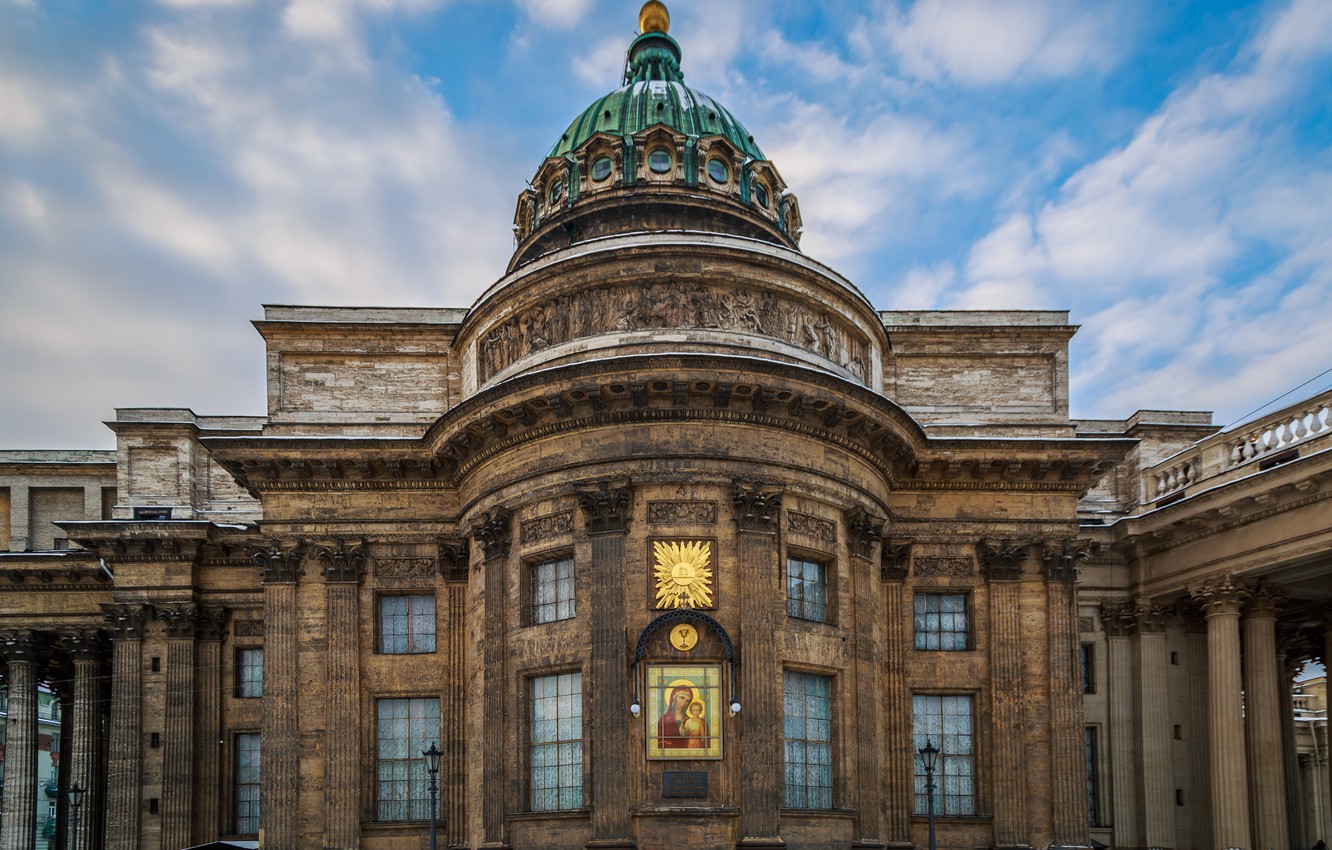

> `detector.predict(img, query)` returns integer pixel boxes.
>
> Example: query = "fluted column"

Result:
[1100,602,1141,850]
[317,541,366,849]
[440,539,470,850]
[158,602,199,850]
[1136,604,1176,850]
[474,507,514,850]
[847,508,887,850]
[1243,583,1289,850]
[1184,616,1213,850]
[881,542,914,848]
[65,629,107,850]
[102,603,148,850]
[255,544,305,850]
[1044,542,1092,848]
[982,541,1030,848]
[734,482,785,849]
[1191,575,1253,850]
[0,629,40,850]
[195,608,226,845]
[1278,648,1305,850]
[580,484,635,849]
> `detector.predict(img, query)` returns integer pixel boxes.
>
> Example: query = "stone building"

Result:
[1,4,1330,850]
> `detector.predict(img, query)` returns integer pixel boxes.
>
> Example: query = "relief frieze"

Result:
[648,501,717,525]
[521,511,575,544]
[786,511,836,544]
[479,282,870,384]
[913,556,974,577]
[374,557,436,578]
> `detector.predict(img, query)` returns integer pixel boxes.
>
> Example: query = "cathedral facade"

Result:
[2,5,1331,850]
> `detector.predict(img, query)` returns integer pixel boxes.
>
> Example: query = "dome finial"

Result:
[639,1,670,34]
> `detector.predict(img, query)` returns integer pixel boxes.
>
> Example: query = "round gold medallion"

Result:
[669,623,699,651]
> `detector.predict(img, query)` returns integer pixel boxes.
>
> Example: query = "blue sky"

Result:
[1,0,1330,448]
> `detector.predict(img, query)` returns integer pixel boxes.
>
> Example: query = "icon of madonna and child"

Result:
[646,663,723,759]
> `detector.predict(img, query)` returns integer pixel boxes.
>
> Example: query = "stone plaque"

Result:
[662,771,708,799]
[233,619,264,637]
[647,501,717,524]
[521,511,574,544]
[914,556,974,577]
[787,511,835,544]
[374,557,435,578]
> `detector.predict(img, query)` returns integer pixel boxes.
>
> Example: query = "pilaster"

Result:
[441,538,469,850]
[1243,582,1289,850]
[1135,603,1175,850]
[473,506,514,850]
[847,507,887,849]
[318,541,367,850]
[881,541,913,848]
[579,484,635,849]
[734,481,785,850]
[195,607,227,846]
[64,629,108,850]
[254,543,305,850]
[1190,574,1252,850]
[102,603,148,850]
[1099,601,1140,850]
[158,602,198,850]
[0,629,40,850]
[982,540,1031,849]
[1043,541,1091,848]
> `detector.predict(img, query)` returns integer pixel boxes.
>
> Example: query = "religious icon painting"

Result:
[646,662,723,760]
[648,538,716,610]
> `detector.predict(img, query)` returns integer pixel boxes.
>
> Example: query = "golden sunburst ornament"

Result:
[653,539,713,609]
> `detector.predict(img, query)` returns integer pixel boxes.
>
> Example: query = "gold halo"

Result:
[639,1,670,34]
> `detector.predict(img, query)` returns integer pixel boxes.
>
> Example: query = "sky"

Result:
[2,0,1330,449]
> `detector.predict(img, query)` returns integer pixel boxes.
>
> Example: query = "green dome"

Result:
[549,31,764,160]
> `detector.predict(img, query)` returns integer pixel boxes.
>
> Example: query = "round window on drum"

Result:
[648,148,673,174]
[753,180,770,208]
[549,180,565,205]
[591,156,613,182]
[706,158,729,184]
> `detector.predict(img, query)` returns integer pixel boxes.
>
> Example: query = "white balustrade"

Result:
[1225,394,1332,470]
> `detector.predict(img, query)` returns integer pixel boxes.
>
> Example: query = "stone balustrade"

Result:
[1144,387,1332,505]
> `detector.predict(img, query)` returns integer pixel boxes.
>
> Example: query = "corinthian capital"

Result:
[471,506,513,562]
[1190,574,1253,616]
[1099,601,1138,637]
[845,506,885,560]
[101,603,150,641]
[578,482,633,535]
[732,481,782,534]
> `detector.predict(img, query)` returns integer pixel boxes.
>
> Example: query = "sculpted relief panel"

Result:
[479,281,870,384]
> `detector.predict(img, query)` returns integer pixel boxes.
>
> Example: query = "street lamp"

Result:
[67,783,85,850]
[919,739,939,850]
[422,743,441,850]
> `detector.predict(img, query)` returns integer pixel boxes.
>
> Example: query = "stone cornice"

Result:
[1126,486,1332,556]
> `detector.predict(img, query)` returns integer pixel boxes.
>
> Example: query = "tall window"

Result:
[235,733,260,835]
[530,672,584,811]
[783,670,833,809]
[1081,645,1095,694]
[1085,727,1101,826]
[532,557,575,624]
[379,595,436,654]
[914,594,969,650]
[376,698,440,821]
[912,694,976,815]
[236,648,263,698]
[786,557,829,623]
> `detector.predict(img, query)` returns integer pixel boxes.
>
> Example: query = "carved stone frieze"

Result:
[914,556,974,577]
[315,540,368,584]
[102,603,150,641]
[157,603,199,640]
[979,540,1030,582]
[578,484,632,536]
[1041,539,1095,583]
[733,481,782,534]
[375,558,436,579]
[845,507,885,560]
[233,619,265,638]
[1078,616,1097,634]
[647,500,717,525]
[787,511,835,545]
[521,511,575,544]
[1099,601,1138,637]
[478,280,871,384]
[438,538,469,581]
[252,544,305,584]
[472,506,514,561]
[881,541,912,581]
[1190,574,1253,616]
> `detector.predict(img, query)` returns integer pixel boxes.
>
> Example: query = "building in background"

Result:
[0,4,1330,850]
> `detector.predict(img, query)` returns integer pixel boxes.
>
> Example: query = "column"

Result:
[64,629,107,850]
[0,629,39,850]
[846,508,886,850]
[102,603,148,850]
[1325,616,1332,845]
[254,544,305,850]
[319,542,366,850]
[1045,543,1092,848]
[1100,602,1141,850]
[1184,616,1212,850]
[734,482,785,849]
[882,542,914,849]
[1136,604,1176,850]
[982,542,1030,848]
[195,608,226,845]
[1278,647,1305,850]
[579,484,635,849]
[1243,584,1289,850]
[440,539,470,850]
[473,507,513,850]
[1191,575,1253,850]
[158,603,198,850]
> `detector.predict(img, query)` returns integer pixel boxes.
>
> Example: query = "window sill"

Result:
[909,814,992,823]
[507,809,591,821]
[779,807,856,819]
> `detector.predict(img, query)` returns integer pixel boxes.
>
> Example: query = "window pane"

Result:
[786,558,830,623]
[911,694,975,815]
[376,698,440,821]
[532,557,576,624]
[530,672,583,811]
[783,670,834,809]
[237,648,263,698]
[235,733,261,834]
[913,594,968,652]
[379,595,435,654]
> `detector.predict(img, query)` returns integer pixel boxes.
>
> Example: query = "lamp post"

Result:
[919,739,939,850]
[67,783,85,850]
[423,743,441,850]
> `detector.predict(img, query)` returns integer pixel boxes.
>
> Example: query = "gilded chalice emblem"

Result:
[653,540,713,609]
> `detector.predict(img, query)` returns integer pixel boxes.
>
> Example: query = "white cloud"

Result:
[0,74,48,143]
[513,0,594,30]
[884,0,1124,85]
[3,181,50,232]
[572,36,625,88]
